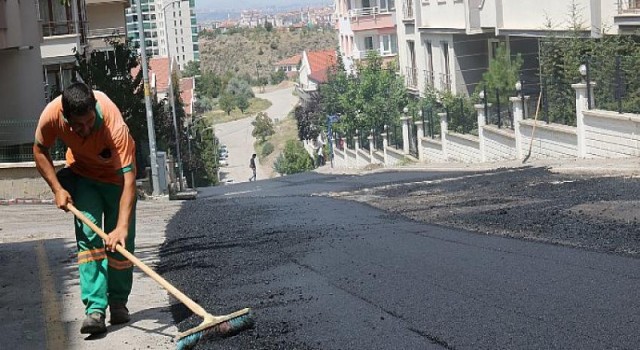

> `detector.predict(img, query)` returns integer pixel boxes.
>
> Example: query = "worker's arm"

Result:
[33,143,72,211]
[105,170,136,252]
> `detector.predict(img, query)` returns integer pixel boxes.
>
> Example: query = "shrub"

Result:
[261,142,275,157]
[273,140,314,175]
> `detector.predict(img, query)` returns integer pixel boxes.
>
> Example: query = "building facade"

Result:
[395,0,640,97]
[335,0,399,73]
[125,0,199,70]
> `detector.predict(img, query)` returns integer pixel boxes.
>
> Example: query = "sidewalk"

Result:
[0,199,182,350]
[315,157,640,177]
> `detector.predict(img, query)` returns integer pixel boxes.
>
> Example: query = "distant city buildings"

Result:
[199,6,334,31]
[125,0,200,70]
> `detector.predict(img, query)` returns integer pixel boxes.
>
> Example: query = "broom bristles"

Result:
[175,312,254,350]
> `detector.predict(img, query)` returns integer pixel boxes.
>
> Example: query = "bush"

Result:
[273,140,314,175]
[261,142,275,157]
[252,112,275,142]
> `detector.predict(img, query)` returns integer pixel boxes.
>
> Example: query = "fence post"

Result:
[572,82,596,158]
[439,112,448,160]
[415,120,424,161]
[381,125,389,166]
[368,130,374,164]
[475,103,487,162]
[401,115,410,155]
[510,95,525,159]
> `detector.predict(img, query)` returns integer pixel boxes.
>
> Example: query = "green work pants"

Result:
[71,175,136,315]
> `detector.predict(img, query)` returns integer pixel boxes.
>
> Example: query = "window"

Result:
[380,0,395,11]
[488,39,500,60]
[364,36,374,51]
[381,34,398,55]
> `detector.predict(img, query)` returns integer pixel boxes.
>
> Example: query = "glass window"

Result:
[364,36,374,51]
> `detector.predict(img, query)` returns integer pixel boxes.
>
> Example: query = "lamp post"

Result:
[135,0,161,195]
[162,0,187,190]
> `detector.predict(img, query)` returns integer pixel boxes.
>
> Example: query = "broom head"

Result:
[175,308,254,350]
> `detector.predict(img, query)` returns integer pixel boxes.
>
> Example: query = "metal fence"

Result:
[0,120,67,162]
[583,55,640,115]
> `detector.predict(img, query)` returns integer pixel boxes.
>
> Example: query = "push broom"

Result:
[67,204,254,350]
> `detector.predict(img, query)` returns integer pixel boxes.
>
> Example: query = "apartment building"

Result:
[396,0,640,97]
[0,0,46,150]
[335,0,398,73]
[125,0,199,70]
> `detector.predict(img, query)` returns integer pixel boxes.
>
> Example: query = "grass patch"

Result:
[206,97,272,125]
[256,110,298,177]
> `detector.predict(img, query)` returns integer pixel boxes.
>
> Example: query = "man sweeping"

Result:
[33,82,137,335]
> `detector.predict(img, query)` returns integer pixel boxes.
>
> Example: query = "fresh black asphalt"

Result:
[159,168,639,350]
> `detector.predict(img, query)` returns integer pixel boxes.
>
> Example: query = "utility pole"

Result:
[135,0,161,195]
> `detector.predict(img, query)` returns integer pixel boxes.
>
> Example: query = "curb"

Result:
[0,199,54,205]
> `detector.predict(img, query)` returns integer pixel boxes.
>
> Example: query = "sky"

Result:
[196,0,332,11]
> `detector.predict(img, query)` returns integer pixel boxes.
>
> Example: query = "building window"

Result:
[488,39,501,60]
[381,34,398,55]
[364,36,374,51]
[380,0,396,11]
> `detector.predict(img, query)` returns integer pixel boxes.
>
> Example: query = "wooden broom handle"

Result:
[67,203,210,318]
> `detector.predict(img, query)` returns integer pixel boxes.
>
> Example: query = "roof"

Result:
[179,77,195,116]
[131,57,173,95]
[306,50,337,84]
[275,54,301,66]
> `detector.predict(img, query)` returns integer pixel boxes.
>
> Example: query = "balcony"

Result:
[405,66,418,90]
[423,69,435,88]
[353,48,397,60]
[615,0,640,31]
[402,0,414,21]
[348,6,393,18]
[87,26,126,50]
[40,21,84,62]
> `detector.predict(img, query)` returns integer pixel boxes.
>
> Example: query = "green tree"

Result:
[265,21,274,32]
[478,43,523,120]
[225,76,255,99]
[218,93,235,115]
[236,94,250,113]
[182,60,200,77]
[273,140,315,175]
[74,39,160,173]
[196,71,222,99]
[252,112,275,142]
[271,68,287,84]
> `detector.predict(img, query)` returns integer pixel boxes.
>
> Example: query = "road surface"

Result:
[215,85,298,185]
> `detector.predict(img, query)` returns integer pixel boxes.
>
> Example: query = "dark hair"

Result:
[62,82,96,120]
[252,154,256,157]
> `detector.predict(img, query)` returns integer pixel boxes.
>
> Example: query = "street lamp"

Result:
[134,0,161,195]
[162,0,187,191]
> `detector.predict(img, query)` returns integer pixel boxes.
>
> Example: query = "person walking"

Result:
[33,82,137,335]
[249,153,257,182]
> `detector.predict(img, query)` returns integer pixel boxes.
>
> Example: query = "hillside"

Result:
[198,28,337,80]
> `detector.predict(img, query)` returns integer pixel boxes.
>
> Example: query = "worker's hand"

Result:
[54,189,73,211]
[106,227,128,252]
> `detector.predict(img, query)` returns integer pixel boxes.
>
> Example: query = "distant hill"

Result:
[198,28,337,81]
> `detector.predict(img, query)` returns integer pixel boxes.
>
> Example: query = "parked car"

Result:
[219,159,228,166]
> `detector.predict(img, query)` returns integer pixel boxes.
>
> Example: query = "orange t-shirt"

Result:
[35,91,136,185]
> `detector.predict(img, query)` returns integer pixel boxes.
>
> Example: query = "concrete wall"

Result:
[583,110,640,158]
[446,132,481,163]
[422,138,445,163]
[519,120,578,158]
[386,146,405,166]
[483,126,516,161]
[0,162,65,200]
[357,148,370,167]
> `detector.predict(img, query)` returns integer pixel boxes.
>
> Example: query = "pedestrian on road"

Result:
[33,82,137,335]
[249,153,257,181]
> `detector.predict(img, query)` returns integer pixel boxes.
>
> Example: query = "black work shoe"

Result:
[109,303,130,325]
[80,312,107,334]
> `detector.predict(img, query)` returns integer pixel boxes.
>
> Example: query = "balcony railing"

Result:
[405,66,418,89]
[87,27,126,39]
[440,73,452,92]
[353,49,397,60]
[423,69,435,88]
[403,0,414,20]
[348,6,393,18]
[618,0,640,13]
[41,21,80,37]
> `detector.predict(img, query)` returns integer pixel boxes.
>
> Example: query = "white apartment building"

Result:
[335,0,399,73]
[126,0,199,70]
[0,0,46,150]
[396,0,640,97]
